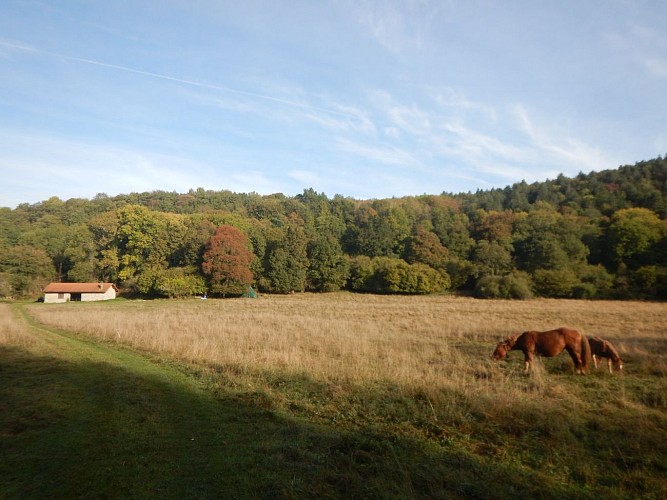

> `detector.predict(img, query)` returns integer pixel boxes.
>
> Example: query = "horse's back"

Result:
[532,327,586,358]
[588,336,605,354]
[529,328,569,356]
[555,327,583,340]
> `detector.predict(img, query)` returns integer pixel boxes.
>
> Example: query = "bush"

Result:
[346,256,374,292]
[577,264,614,297]
[473,272,533,299]
[347,257,450,294]
[503,271,534,299]
[134,266,206,298]
[532,268,578,298]
[631,266,667,298]
[155,267,207,298]
[473,275,501,299]
[571,283,597,299]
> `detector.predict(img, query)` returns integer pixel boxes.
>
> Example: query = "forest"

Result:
[1,156,666,300]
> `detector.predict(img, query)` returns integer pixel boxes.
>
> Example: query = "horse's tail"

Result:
[580,333,592,373]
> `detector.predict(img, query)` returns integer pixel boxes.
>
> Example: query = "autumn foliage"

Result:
[202,225,254,296]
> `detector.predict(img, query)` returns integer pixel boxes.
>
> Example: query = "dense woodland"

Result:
[1,156,666,300]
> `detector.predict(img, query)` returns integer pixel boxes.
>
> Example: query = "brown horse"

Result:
[492,327,591,374]
[588,336,623,373]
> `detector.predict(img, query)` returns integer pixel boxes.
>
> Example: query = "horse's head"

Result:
[608,343,623,372]
[492,336,517,361]
[492,340,511,361]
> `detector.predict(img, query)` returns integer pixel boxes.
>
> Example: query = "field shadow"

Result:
[1,344,599,499]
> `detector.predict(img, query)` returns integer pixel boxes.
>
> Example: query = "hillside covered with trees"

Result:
[1,156,666,300]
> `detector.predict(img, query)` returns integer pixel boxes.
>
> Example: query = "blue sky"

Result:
[1,1,666,208]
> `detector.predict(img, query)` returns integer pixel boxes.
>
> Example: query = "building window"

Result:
[58,293,64,299]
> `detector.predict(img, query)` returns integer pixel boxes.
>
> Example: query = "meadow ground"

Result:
[2,294,666,498]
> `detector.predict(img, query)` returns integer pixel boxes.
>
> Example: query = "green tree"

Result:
[173,216,216,268]
[513,205,588,272]
[472,240,513,277]
[471,209,515,244]
[424,196,474,259]
[89,210,120,282]
[403,227,449,271]
[264,222,308,293]
[116,205,168,281]
[0,245,55,296]
[18,215,69,280]
[608,208,665,268]
[343,203,399,257]
[305,200,350,292]
[63,224,96,282]
[202,225,254,296]
[346,255,374,292]
[306,234,350,292]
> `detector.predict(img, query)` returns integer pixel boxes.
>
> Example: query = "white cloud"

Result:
[640,56,667,78]
[345,0,444,55]
[336,138,419,166]
[607,24,667,79]
[0,130,227,207]
[509,104,613,172]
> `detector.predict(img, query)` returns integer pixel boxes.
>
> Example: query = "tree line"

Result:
[1,156,666,300]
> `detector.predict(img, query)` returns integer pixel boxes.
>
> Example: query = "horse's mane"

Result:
[606,341,622,362]
[503,335,519,347]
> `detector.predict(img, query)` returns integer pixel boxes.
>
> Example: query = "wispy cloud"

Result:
[607,24,667,79]
[0,130,226,206]
[336,138,420,166]
[354,89,614,185]
[345,0,444,55]
[510,103,612,171]
[0,39,366,122]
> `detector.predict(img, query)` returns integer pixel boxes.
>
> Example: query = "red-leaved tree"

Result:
[202,225,254,296]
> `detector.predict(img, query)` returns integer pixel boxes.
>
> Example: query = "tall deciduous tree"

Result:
[89,210,120,282]
[116,205,167,280]
[202,225,254,296]
[403,227,449,271]
[306,233,349,292]
[306,206,349,292]
[0,245,55,296]
[608,208,665,268]
[264,223,308,293]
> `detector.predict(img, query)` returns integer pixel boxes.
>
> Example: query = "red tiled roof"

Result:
[43,283,119,294]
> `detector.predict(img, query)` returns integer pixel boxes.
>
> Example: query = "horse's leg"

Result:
[524,351,534,373]
[607,358,613,374]
[566,346,583,374]
[593,354,599,369]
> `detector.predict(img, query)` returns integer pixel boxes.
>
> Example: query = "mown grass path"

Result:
[1,303,334,499]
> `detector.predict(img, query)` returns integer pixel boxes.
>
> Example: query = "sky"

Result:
[1,1,666,209]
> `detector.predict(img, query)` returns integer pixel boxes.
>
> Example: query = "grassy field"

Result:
[3,294,667,498]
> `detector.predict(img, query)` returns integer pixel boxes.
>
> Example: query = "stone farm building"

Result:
[43,282,119,303]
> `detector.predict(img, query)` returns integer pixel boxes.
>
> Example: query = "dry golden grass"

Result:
[14,294,667,497]
[0,303,36,346]
[24,293,667,400]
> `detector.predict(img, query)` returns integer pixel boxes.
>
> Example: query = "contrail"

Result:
[1,39,356,120]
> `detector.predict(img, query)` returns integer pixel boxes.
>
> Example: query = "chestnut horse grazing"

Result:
[588,336,623,373]
[492,327,591,374]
